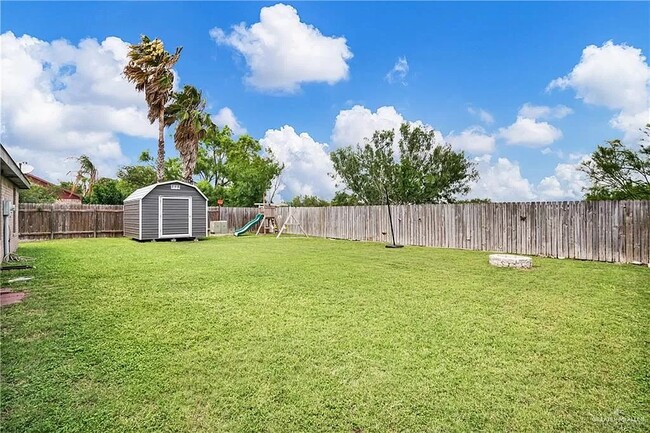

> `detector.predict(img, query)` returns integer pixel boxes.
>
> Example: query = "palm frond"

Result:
[123,35,182,123]
[123,35,182,181]
[66,154,98,197]
[165,85,214,183]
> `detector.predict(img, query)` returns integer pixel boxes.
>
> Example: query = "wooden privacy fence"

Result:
[19,204,261,241]
[275,201,650,265]
[19,203,124,241]
[19,201,650,264]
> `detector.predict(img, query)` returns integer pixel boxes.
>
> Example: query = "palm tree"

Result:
[165,85,214,183]
[123,35,182,183]
[67,155,98,198]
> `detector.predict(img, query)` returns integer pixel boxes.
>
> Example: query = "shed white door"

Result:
[158,196,192,238]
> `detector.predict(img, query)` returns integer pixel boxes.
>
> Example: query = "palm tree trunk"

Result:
[157,110,165,183]
[183,151,194,184]
[184,170,193,184]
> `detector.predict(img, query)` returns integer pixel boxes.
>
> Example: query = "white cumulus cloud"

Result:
[332,105,407,147]
[610,109,650,139]
[446,126,496,154]
[260,125,336,200]
[210,3,353,93]
[498,116,563,147]
[518,103,573,120]
[0,31,157,181]
[547,41,650,141]
[467,155,536,201]
[385,57,409,85]
[541,147,565,158]
[212,107,247,135]
[464,155,588,201]
[331,105,440,150]
[537,160,589,200]
[467,107,494,125]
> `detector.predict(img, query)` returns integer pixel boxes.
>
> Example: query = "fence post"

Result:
[94,207,98,238]
[49,205,55,239]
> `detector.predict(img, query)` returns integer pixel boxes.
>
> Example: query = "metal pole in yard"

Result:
[385,186,403,249]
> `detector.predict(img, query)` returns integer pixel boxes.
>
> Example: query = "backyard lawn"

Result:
[1,236,648,432]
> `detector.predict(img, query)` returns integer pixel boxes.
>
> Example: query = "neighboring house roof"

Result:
[0,144,30,189]
[25,173,82,201]
[124,180,208,202]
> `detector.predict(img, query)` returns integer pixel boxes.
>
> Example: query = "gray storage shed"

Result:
[123,181,208,241]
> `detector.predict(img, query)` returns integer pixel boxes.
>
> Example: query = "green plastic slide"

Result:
[234,213,264,236]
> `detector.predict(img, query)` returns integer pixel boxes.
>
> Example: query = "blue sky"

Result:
[2,1,649,201]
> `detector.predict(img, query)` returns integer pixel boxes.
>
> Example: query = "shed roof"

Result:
[123,180,208,203]
[1,144,30,189]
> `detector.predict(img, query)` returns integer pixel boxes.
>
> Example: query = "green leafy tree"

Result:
[59,181,74,191]
[330,123,478,205]
[19,185,59,203]
[124,35,182,182]
[225,137,283,206]
[116,165,157,197]
[164,157,182,181]
[330,191,360,206]
[195,180,218,206]
[456,198,492,204]
[194,125,234,188]
[581,125,650,200]
[165,85,213,183]
[85,178,124,205]
[194,127,283,206]
[117,152,184,197]
[139,151,182,181]
[289,195,330,207]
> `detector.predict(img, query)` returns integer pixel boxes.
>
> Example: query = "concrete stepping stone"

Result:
[489,254,532,269]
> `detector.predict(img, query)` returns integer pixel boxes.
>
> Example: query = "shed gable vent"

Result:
[171,184,181,190]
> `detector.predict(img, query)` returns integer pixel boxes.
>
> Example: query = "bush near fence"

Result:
[18,201,650,264]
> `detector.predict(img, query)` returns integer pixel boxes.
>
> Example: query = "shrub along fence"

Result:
[19,201,650,264]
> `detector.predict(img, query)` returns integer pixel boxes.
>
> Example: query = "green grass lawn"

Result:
[1,236,649,432]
